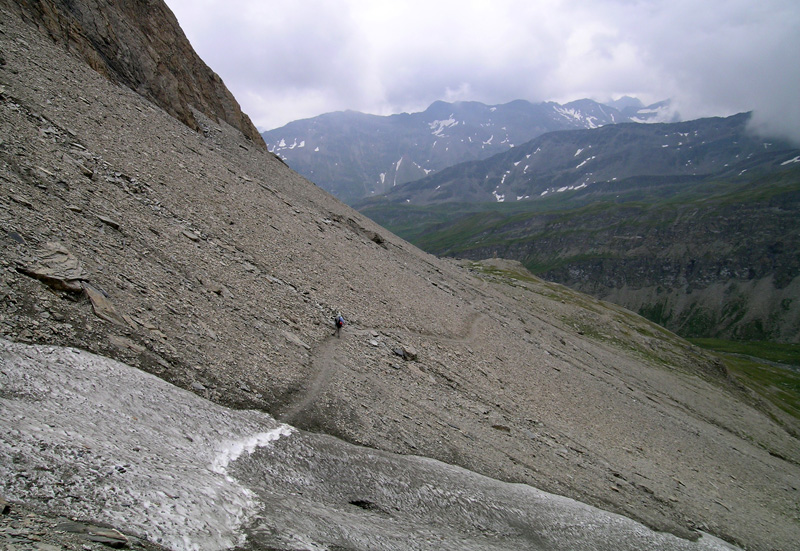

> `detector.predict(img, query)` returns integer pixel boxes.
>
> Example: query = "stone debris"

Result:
[56,521,129,548]
[0,3,796,550]
[97,214,121,230]
[17,244,130,327]
[182,229,200,241]
[82,282,128,326]
[17,242,89,292]
[0,498,165,551]
[7,231,24,244]
[284,330,311,350]
[393,344,418,361]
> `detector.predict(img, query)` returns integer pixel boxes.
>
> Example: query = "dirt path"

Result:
[278,330,352,425]
[279,313,486,426]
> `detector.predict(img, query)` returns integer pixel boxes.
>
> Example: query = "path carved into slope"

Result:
[278,331,344,426]
[278,313,486,426]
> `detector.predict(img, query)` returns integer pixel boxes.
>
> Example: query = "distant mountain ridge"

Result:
[608,96,676,123]
[261,98,674,203]
[363,112,796,205]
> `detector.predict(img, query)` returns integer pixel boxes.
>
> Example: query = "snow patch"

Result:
[541,181,593,196]
[555,107,600,128]
[0,339,295,551]
[393,158,404,186]
[211,427,295,480]
[272,138,304,151]
[429,116,458,137]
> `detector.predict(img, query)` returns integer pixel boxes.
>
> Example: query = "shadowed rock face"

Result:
[10,0,264,148]
[0,2,798,551]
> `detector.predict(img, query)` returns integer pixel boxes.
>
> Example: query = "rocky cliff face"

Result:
[9,0,264,148]
[536,196,800,341]
[1,3,799,551]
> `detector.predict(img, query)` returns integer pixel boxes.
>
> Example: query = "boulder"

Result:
[18,242,88,292]
[82,282,127,326]
[393,344,417,361]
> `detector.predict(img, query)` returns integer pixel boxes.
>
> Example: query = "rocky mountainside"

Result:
[261,98,670,203]
[10,0,264,148]
[1,2,799,551]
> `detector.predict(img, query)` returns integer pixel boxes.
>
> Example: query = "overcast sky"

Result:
[165,0,800,143]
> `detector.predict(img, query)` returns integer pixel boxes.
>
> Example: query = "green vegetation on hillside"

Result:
[690,339,800,420]
[689,339,800,367]
[360,166,800,342]
[362,168,800,262]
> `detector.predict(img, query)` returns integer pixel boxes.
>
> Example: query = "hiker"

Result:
[334,313,345,337]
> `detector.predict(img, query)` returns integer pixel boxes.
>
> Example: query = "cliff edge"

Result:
[9,0,265,148]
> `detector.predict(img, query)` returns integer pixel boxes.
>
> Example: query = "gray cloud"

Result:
[166,0,800,143]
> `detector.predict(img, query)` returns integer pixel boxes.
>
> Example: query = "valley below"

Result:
[359,151,800,344]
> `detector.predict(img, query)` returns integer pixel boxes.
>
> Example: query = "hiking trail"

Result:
[278,313,486,426]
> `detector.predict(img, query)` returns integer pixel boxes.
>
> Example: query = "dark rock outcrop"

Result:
[10,0,264,148]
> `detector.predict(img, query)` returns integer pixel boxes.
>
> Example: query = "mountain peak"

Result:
[606,95,645,111]
[263,98,642,203]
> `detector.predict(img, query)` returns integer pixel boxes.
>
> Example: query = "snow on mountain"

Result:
[261,98,669,204]
[554,106,604,128]
[365,112,799,206]
[430,116,459,136]
[2,339,745,551]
